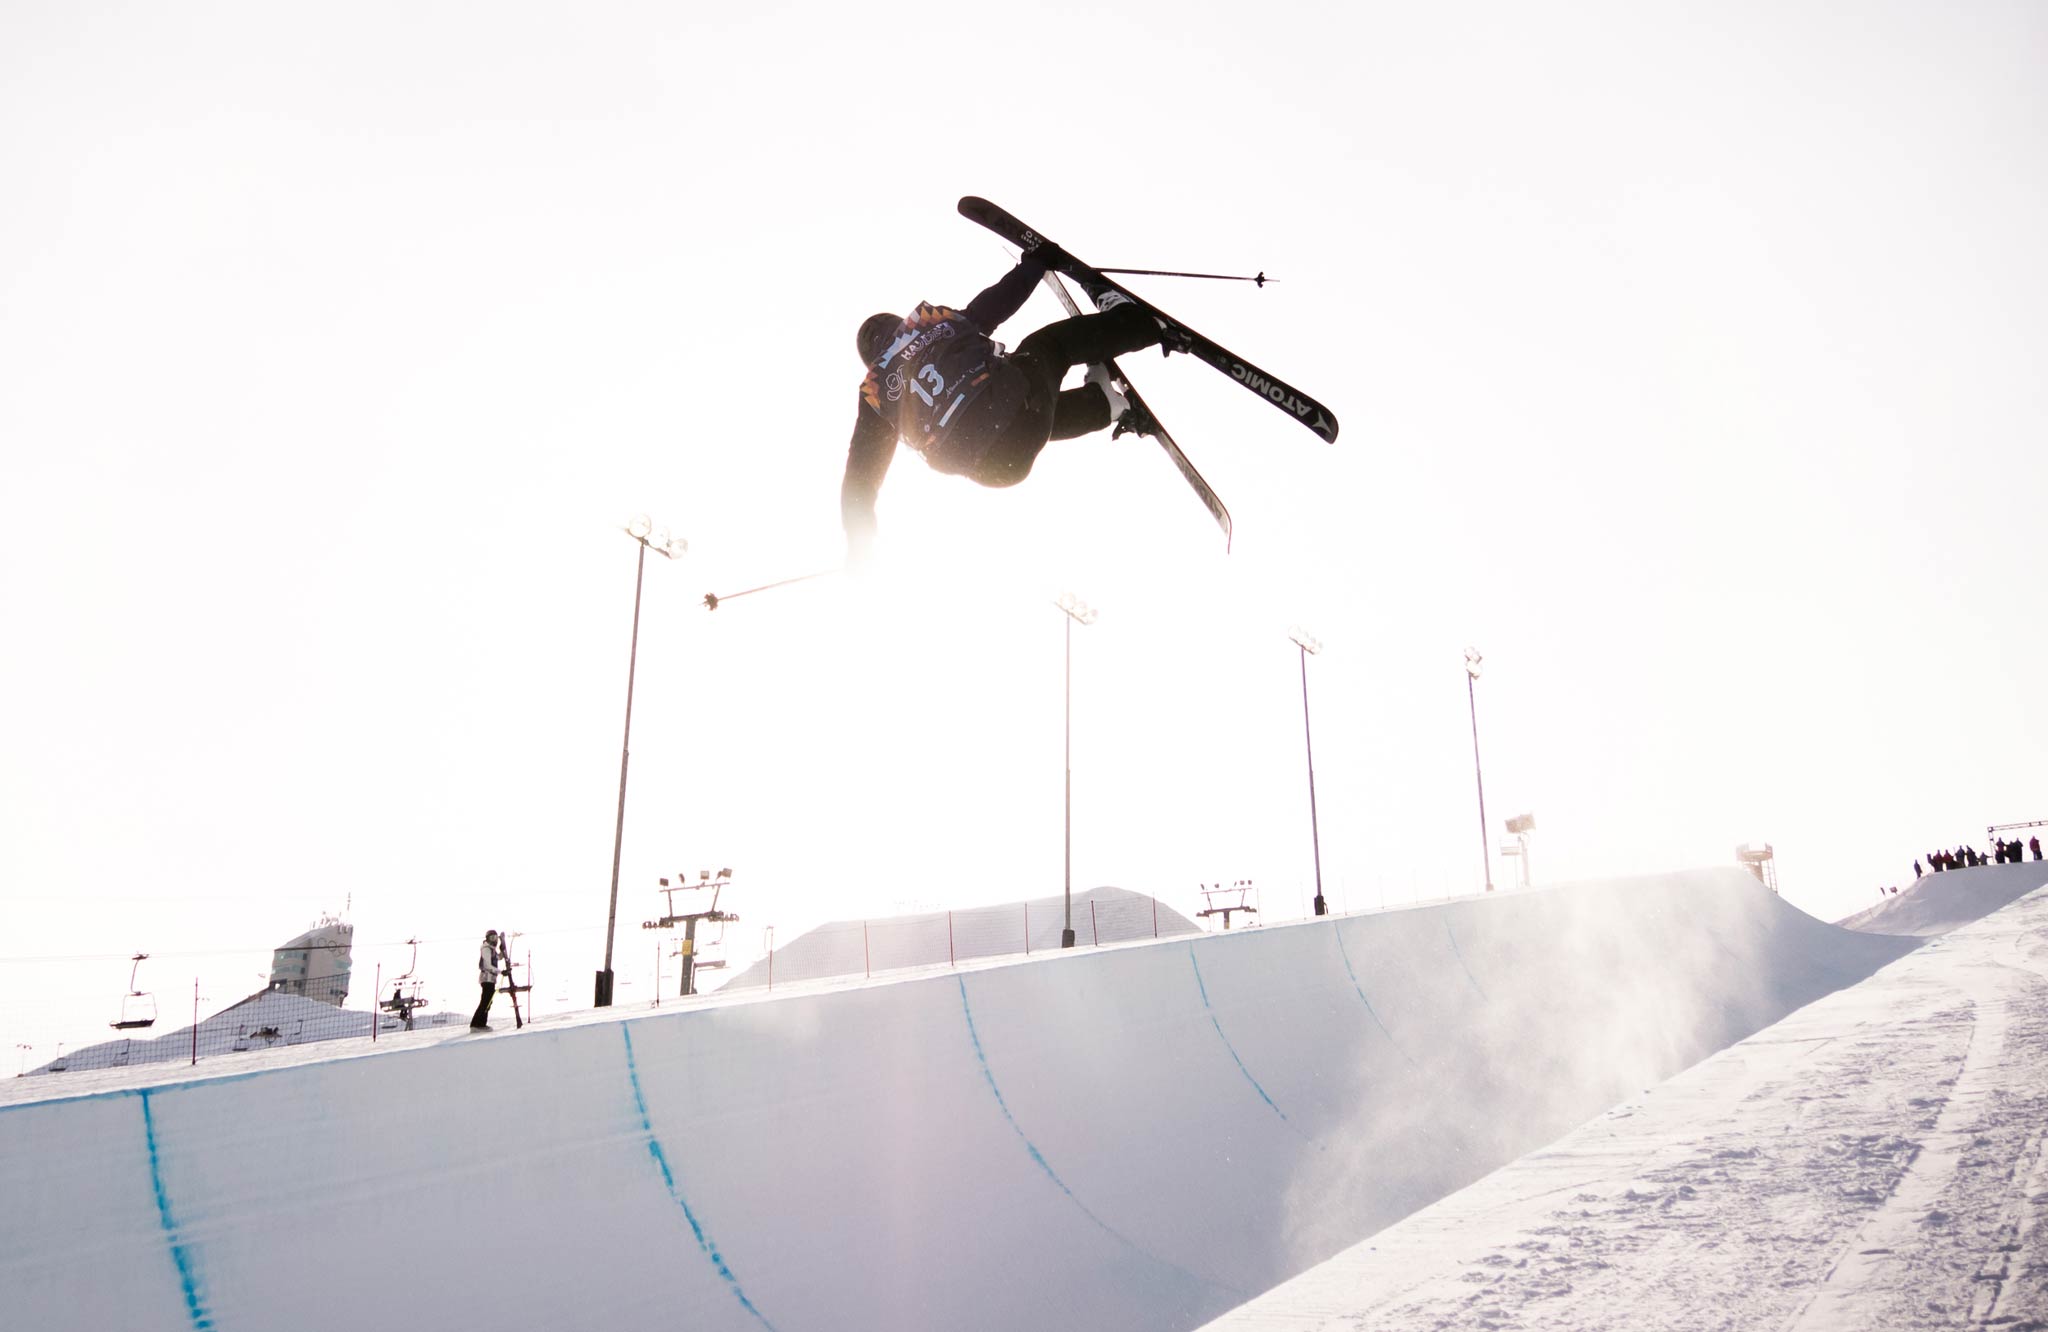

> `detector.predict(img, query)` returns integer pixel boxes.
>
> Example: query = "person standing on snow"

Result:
[470,929,503,1031]
[840,245,1181,561]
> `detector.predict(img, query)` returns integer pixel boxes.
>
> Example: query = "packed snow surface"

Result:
[0,869,1958,1330]
[1202,862,2048,1331]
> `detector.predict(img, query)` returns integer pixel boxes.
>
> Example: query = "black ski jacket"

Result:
[841,254,1048,541]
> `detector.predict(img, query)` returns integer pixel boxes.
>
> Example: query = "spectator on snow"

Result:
[1913,859,1923,879]
[471,929,503,1031]
[2033,836,2043,861]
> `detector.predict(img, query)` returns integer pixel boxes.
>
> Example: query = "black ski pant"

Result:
[970,302,1162,487]
[471,982,495,1028]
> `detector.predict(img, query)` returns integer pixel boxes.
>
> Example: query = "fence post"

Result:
[373,963,381,1043]
[949,911,956,967]
[1024,902,1030,954]
[191,979,199,1066]
[864,921,871,978]
[1091,899,1099,946]
[1152,895,1158,938]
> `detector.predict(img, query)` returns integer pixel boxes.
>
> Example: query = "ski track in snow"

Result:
[1208,888,2048,1332]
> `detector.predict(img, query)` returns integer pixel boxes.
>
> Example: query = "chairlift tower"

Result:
[643,868,740,997]
[1197,880,1259,931]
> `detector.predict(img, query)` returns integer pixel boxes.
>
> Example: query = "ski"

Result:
[494,929,528,1030]
[959,196,1339,443]
[1043,270,1232,548]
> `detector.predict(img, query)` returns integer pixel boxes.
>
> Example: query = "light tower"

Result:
[1054,593,1097,949]
[597,515,686,1008]
[1288,627,1327,917]
[1464,647,1494,893]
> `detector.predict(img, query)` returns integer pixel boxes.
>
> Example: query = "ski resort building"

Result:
[265,912,354,1005]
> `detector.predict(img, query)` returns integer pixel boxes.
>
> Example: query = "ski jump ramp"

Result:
[0,869,1918,1331]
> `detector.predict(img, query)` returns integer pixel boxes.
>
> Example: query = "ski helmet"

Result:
[857,312,901,365]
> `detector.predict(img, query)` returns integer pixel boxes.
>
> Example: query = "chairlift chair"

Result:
[378,938,429,1026]
[110,952,158,1030]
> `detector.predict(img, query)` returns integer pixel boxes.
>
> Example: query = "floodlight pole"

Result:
[1465,648,1494,893]
[597,517,686,1008]
[1055,595,1098,949]
[1290,629,1327,916]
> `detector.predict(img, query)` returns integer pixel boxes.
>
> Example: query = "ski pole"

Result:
[702,568,836,611]
[1098,267,1275,287]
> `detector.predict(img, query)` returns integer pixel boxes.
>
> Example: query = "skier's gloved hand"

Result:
[1023,241,1071,272]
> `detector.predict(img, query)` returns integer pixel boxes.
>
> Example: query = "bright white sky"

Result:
[3,2,2044,1066]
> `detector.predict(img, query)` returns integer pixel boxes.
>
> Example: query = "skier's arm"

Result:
[841,400,897,562]
[961,252,1050,334]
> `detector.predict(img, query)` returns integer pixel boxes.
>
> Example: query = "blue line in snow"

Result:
[1443,917,1488,998]
[140,1088,215,1331]
[1188,946,1286,1121]
[955,977,1241,1298]
[957,977,1099,1212]
[623,1025,778,1330]
[1333,925,1414,1065]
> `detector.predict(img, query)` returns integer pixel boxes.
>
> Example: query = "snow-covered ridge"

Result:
[1835,858,2048,936]
[0,869,1914,1331]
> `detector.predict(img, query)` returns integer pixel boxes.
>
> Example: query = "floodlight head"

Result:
[652,531,687,559]
[1054,592,1097,625]
[626,514,653,540]
[1506,813,1536,835]
[1464,646,1483,679]
[717,868,732,879]
[1288,626,1322,655]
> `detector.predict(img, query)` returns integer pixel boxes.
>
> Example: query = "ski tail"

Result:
[1043,271,1232,548]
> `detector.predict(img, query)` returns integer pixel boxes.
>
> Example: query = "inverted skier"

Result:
[839,246,1180,562]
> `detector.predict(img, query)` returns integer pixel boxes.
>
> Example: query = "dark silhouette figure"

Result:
[471,929,502,1030]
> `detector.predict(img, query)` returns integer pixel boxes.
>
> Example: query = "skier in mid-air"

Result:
[839,246,1177,561]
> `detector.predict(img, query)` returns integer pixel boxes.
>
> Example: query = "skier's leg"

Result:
[1048,386,1114,440]
[1013,302,1161,376]
[972,402,1056,486]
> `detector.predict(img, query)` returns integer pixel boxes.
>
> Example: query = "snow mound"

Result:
[1835,860,2048,936]
[718,884,1199,989]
